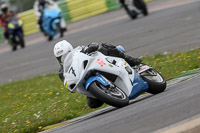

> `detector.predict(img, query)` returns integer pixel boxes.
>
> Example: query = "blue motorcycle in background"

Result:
[42,5,66,41]
[7,16,25,51]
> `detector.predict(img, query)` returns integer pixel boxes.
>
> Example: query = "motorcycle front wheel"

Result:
[140,68,166,94]
[16,34,25,48]
[89,82,129,108]
[55,23,64,38]
[134,0,148,16]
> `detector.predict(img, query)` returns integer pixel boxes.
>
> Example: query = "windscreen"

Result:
[63,51,74,73]
[8,16,18,22]
[44,3,52,10]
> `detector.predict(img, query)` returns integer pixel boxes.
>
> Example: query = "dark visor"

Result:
[56,56,62,65]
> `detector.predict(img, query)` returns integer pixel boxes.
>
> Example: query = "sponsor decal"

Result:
[139,66,148,72]
[69,67,76,77]
[56,50,63,55]
[97,59,106,67]
[108,64,113,67]
[65,82,68,88]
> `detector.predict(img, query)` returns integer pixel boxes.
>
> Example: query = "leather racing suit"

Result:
[58,42,141,109]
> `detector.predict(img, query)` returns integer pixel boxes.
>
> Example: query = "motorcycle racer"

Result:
[0,4,18,41]
[119,0,148,19]
[34,0,57,35]
[119,0,138,19]
[34,0,67,40]
[53,40,142,108]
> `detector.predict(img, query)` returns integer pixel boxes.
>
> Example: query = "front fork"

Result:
[85,72,111,90]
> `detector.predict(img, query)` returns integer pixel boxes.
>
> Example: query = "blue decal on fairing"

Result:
[129,71,149,99]
[85,74,110,90]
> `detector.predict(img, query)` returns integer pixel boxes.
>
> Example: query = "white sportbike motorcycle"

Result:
[63,47,166,108]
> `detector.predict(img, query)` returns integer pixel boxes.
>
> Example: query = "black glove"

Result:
[125,55,141,66]
[59,65,64,82]
[85,42,99,54]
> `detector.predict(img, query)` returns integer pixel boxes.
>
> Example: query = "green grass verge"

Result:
[0,48,199,133]
[142,49,200,80]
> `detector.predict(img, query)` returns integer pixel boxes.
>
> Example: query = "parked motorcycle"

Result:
[63,47,166,108]
[7,16,25,51]
[122,0,148,19]
[42,4,66,41]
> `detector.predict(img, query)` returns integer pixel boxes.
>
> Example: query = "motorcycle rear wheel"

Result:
[140,68,166,94]
[56,23,64,38]
[89,82,129,108]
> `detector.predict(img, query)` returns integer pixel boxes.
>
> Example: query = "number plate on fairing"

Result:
[138,65,151,74]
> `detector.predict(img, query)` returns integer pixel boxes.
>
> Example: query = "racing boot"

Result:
[86,97,104,109]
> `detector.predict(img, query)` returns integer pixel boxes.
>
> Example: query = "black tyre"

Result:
[86,96,104,109]
[10,37,17,51]
[140,68,166,94]
[128,10,138,19]
[88,82,129,108]
[12,45,17,51]
[123,3,138,19]
[56,23,64,38]
[134,0,148,16]
[16,34,25,48]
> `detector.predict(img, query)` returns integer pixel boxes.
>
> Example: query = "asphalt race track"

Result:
[45,74,200,133]
[0,0,200,132]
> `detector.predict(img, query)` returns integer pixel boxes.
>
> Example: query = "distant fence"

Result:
[18,10,39,35]
[0,26,4,42]
[0,0,151,42]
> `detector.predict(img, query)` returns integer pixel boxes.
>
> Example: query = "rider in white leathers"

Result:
[53,40,141,108]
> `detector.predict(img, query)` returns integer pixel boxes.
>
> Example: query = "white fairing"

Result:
[63,47,139,98]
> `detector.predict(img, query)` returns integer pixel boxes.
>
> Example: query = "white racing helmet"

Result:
[53,40,73,65]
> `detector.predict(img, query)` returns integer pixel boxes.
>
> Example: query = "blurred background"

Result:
[0,0,60,13]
